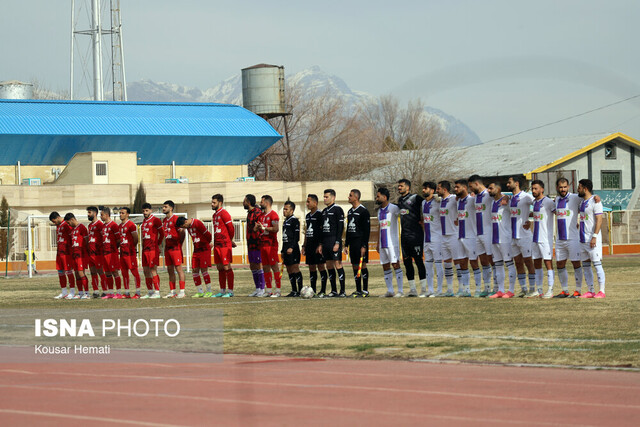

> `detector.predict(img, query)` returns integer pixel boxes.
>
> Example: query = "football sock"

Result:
[528,273,536,292]
[131,268,141,288]
[558,267,569,292]
[329,269,337,293]
[274,271,282,289]
[461,268,470,292]
[506,260,516,293]
[202,272,211,284]
[425,259,434,293]
[408,279,416,293]
[574,266,583,292]
[495,260,505,293]
[288,273,296,292]
[114,276,122,290]
[99,273,107,291]
[179,280,185,290]
[594,261,605,293]
[320,269,328,294]
[482,265,492,292]
[106,275,114,290]
[473,268,481,293]
[227,270,235,290]
[583,261,594,293]
[169,281,176,291]
[58,271,67,288]
[535,268,544,293]
[353,269,362,293]
[517,273,527,292]
[153,275,160,291]
[145,277,153,290]
[384,269,394,293]
[264,271,272,289]
[193,273,202,287]
[394,268,404,294]
[435,261,444,293]
[444,262,454,292]
[310,270,318,292]
[337,267,345,294]
[362,268,369,292]
[296,272,303,292]
[547,269,554,292]
[66,271,75,289]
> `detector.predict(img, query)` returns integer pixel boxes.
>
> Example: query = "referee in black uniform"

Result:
[397,178,426,297]
[302,194,327,294]
[344,189,371,297]
[281,201,303,297]
[320,189,345,298]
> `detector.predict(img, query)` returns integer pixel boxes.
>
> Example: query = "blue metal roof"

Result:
[0,99,282,165]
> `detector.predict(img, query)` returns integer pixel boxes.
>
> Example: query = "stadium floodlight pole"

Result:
[70,0,74,100]
[4,210,9,278]
[27,215,33,278]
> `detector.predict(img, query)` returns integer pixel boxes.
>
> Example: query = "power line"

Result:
[483,93,640,143]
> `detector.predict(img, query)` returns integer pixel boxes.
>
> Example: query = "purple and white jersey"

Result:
[474,189,492,236]
[532,196,555,244]
[579,196,603,243]
[378,203,400,249]
[457,195,476,239]
[422,198,442,243]
[491,197,511,244]
[555,193,581,241]
[439,195,458,236]
[510,191,534,239]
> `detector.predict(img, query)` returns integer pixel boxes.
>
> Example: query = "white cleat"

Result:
[80,294,91,300]
[270,292,281,298]
[163,292,176,299]
[248,289,259,297]
[256,289,265,297]
[541,290,554,299]
[176,292,186,299]
[379,291,395,298]
[140,294,151,299]
[419,292,434,298]
[54,293,67,300]
[525,290,540,298]
[393,292,405,298]
[149,293,161,299]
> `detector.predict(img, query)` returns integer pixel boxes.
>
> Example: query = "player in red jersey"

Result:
[177,216,213,297]
[87,206,108,297]
[140,203,163,299]
[211,194,235,297]
[49,211,76,299]
[66,213,91,299]
[258,195,281,297]
[162,200,186,298]
[100,207,123,299]
[119,207,141,298]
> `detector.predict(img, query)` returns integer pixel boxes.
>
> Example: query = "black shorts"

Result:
[401,240,423,260]
[304,242,325,265]
[322,241,343,262]
[282,248,301,266]
[348,240,369,265]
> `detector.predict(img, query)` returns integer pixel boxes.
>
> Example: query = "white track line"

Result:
[227,327,640,344]
[0,408,181,426]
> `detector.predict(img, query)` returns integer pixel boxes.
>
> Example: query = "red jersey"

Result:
[162,214,182,249]
[119,220,138,256]
[56,221,73,255]
[212,208,234,248]
[141,215,163,250]
[246,207,264,251]
[71,224,88,257]
[259,210,279,248]
[87,220,105,255]
[188,218,212,252]
[101,220,120,254]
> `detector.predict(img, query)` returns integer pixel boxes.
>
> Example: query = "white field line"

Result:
[0,408,181,427]
[408,358,640,372]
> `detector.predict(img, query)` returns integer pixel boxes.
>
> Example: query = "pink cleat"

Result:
[113,293,125,299]
[580,292,596,298]
[594,291,606,299]
[489,291,505,299]
[501,291,515,298]
[101,294,113,299]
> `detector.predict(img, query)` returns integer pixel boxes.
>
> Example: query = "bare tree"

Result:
[31,79,69,100]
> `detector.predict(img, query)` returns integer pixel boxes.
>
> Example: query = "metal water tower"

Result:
[0,81,34,99]
[241,64,292,179]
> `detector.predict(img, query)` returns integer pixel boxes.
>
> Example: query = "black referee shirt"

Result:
[397,193,424,243]
[282,216,300,251]
[345,204,370,249]
[321,203,344,244]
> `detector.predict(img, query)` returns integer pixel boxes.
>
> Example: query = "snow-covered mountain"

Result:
[126,66,482,146]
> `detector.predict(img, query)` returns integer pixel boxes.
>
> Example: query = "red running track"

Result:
[0,354,639,426]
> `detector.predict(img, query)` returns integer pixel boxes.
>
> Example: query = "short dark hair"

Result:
[261,195,273,205]
[468,174,483,183]
[579,179,593,193]
[531,179,545,189]
[490,181,502,190]
[350,189,361,200]
[175,216,187,228]
[307,194,318,203]
[324,189,336,197]
[163,200,175,209]
[397,178,411,187]
[212,194,223,203]
[454,179,468,187]
[245,194,256,207]
[510,175,526,189]
[284,200,296,211]
[86,206,98,214]
[556,177,569,186]
[377,187,390,200]
[63,213,75,222]
[438,180,451,192]
[101,207,111,216]
[120,207,131,214]
[141,203,152,210]
[422,181,437,191]
[49,211,61,221]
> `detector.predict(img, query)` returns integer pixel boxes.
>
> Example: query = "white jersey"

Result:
[439,195,458,236]
[378,203,400,249]
[421,197,441,242]
[532,196,555,245]
[457,195,476,239]
[491,196,512,244]
[579,196,603,243]
[474,189,492,237]
[510,191,534,239]
[555,192,581,241]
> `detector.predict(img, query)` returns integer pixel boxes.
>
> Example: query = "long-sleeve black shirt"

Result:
[281,216,300,251]
[397,193,424,244]
[304,210,323,250]
[321,203,344,244]
[345,204,370,249]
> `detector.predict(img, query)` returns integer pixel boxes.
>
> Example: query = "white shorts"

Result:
[492,242,512,262]
[379,246,400,265]
[441,234,461,261]
[580,241,602,263]
[532,241,553,260]
[511,237,532,258]
[457,238,477,261]
[423,240,443,262]
[555,239,581,262]
[476,234,493,256]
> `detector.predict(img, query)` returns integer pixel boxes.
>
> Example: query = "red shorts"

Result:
[260,245,279,266]
[213,246,233,265]
[102,252,121,273]
[192,250,212,269]
[142,248,160,268]
[55,254,72,272]
[72,254,88,272]
[164,247,183,266]
[120,253,138,270]
[88,253,104,270]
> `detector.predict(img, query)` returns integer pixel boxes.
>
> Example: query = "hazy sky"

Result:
[2,0,640,142]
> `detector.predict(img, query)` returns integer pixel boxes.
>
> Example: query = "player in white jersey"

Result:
[375,187,404,297]
[577,179,606,298]
[506,175,536,297]
[530,180,556,298]
[421,182,443,297]
[468,175,494,297]
[436,180,460,297]
[454,179,479,297]
[486,182,517,298]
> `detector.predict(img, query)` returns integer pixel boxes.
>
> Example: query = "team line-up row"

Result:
[48,174,606,300]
